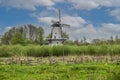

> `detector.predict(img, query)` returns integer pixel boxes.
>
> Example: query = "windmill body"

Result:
[49,22,66,46]
[52,26,61,39]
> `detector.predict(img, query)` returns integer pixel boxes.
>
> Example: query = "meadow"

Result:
[0,44,120,80]
[0,60,120,80]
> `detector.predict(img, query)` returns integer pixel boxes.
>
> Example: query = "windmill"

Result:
[48,10,70,46]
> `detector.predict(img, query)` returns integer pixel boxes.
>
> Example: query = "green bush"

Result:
[0,45,11,57]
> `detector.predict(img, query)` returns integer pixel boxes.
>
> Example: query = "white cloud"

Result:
[69,0,99,10]
[52,0,65,3]
[68,0,120,10]
[5,26,12,31]
[110,8,120,20]
[67,0,120,21]
[38,17,56,25]
[100,23,120,34]
[106,0,120,7]
[0,0,1,4]
[62,15,86,27]
[1,0,120,11]
[38,15,87,27]
[0,0,65,10]
[68,23,120,41]
[37,13,120,41]
[0,0,55,10]
[37,15,87,38]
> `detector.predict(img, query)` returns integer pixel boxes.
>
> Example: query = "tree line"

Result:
[64,35,120,46]
[1,24,44,45]
[0,24,120,45]
[0,24,70,45]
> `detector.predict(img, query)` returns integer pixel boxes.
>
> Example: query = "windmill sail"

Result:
[58,9,61,23]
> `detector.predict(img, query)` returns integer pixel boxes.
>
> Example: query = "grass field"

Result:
[0,62,120,80]
[0,56,120,80]
[0,45,120,80]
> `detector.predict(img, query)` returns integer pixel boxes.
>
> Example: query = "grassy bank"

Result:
[0,44,120,57]
[0,63,120,80]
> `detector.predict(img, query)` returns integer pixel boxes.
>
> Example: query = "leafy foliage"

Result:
[1,24,44,45]
[10,32,26,45]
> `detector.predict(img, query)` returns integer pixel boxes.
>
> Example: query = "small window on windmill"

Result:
[57,42,59,44]
[54,36,56,39]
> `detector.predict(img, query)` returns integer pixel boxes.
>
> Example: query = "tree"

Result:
[21,24,44,44]
[82,37,89,45]
[1,32,11,45]
[62,32,69,39]
[1,24,44,45]
[92,39,102,45]
[115,35,119,41]
[10,32,26,45]
[115,35,120,44]
[64,40,74,45]
[74,39,80,46]
[108,36,114,44]
[37,27,44,45]
[1,27,16,44]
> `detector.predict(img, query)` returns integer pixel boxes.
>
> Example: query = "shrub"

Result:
[0,45,11,57]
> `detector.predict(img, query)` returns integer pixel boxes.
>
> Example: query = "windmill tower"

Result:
[48,10,70,46]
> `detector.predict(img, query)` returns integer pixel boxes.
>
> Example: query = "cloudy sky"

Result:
[0,0,120,41]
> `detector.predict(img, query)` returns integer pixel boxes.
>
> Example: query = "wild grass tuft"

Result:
[0,44,120,57]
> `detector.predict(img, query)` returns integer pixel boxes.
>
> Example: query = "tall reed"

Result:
[0,44,120,57]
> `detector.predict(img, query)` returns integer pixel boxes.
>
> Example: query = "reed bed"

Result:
[0,44,120,57]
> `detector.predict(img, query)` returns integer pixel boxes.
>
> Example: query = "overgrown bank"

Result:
[0,44,120,57]
[0,63,120,80]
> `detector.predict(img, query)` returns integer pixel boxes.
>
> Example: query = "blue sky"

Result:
[0,0,120,41]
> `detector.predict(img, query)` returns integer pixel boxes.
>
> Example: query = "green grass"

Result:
[0,44,120,80]
[0,63,120,80]
[0,44,120,57]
